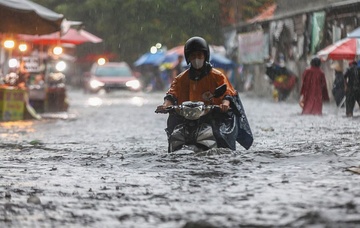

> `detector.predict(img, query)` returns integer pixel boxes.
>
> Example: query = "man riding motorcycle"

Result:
[156,36,253,151]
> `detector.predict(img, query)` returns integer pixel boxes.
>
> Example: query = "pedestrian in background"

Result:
[331,61,345,107]
[344,60,360,117]
[171,55,184,82]
[16,59,30,89]
[299,57,329,115]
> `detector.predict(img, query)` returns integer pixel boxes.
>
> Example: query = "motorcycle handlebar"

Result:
[155,105,228,114]
[155,105,176,114]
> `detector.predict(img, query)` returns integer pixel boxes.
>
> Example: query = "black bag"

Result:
[229,93,254,150]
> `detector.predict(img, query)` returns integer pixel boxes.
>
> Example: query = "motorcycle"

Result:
[156,84,235,152]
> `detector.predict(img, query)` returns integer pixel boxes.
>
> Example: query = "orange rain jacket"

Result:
[166,68,237,105]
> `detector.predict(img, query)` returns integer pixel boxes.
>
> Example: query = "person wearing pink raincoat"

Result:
[299,57,329,115]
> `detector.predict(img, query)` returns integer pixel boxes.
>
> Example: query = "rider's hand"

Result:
[155,105,167,113]
[220,100,230,112]
[155,99,173,113]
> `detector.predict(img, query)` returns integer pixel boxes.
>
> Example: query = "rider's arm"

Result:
[220,99,230,112]
[155,96,174,113]
[162,98,173,107]
[212,70,237,98]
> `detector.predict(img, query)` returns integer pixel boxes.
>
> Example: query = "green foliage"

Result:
[241,0,275,19]
[32,0,224,65]
[32,0,272,65]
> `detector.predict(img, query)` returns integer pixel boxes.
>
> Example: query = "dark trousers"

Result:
[346,90,360,116]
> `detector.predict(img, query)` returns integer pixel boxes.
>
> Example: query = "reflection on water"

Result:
[0,121,35,139]
[87,94,146,107]
[0,121,35,132]
[130,96,145,107]
[0,121,34,129]
[87,97,103,106]
[2,91,360,227]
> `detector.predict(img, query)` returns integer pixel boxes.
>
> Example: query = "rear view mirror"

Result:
[213,84,227,98]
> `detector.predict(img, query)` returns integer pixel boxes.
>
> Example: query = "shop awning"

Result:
[0,0,64,35]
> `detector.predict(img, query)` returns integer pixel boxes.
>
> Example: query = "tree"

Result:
[219,0,275,26]
[33,0,223,65]
[33,0,274,65]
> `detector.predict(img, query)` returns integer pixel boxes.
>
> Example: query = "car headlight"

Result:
[126,79,140,90]
[90,79,105,89]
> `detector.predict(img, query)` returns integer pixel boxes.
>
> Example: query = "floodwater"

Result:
[1,88,360,228]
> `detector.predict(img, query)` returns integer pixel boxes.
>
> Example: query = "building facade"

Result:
[224,0,360,101]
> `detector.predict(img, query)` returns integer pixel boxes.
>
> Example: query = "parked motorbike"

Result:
[156,84,231,152]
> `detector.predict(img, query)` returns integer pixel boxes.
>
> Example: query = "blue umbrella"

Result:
[163,53,179,64]
[210,53,235,70]
[134,52,165,67]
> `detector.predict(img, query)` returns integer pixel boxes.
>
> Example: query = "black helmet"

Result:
[184,36,210,64]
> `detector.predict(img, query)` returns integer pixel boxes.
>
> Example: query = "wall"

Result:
[234,0,360,104]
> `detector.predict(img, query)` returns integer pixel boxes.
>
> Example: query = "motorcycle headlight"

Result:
[126,79,140,90]
[90,79,105,89]
[180,105,205,120]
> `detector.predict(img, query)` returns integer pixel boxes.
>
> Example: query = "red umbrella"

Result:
[18,28,102,45]
[317,37,360,61]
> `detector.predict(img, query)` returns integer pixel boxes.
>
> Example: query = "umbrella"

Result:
[210,53,235,70]
[134,52,165,67]
[317,37,360,61]
[166,45,184,56]
[347,27,360,38]
[76,29,102,44]
[18,28,103,45]
[0,0,64,35]
[161,46,185,69]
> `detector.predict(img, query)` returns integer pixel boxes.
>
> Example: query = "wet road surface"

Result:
[1,88,360,227]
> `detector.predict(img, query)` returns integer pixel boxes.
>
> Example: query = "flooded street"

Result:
[1,88,360,228]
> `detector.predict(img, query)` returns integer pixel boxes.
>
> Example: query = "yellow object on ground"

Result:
[0,87,25,121]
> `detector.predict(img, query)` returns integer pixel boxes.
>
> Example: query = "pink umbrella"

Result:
[163,45,184,65]
[18,28,102,45]
[166,45,184,56]
[317,37,360,61]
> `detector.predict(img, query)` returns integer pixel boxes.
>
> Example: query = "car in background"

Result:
[85,62,141,93]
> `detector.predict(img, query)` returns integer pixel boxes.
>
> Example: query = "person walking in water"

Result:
[299,57,329,115]
[331,61,345,107]
[344,61,360,117]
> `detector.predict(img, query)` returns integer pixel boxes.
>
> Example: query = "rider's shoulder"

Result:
[175,69,189,79]
[210,68,226,77]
